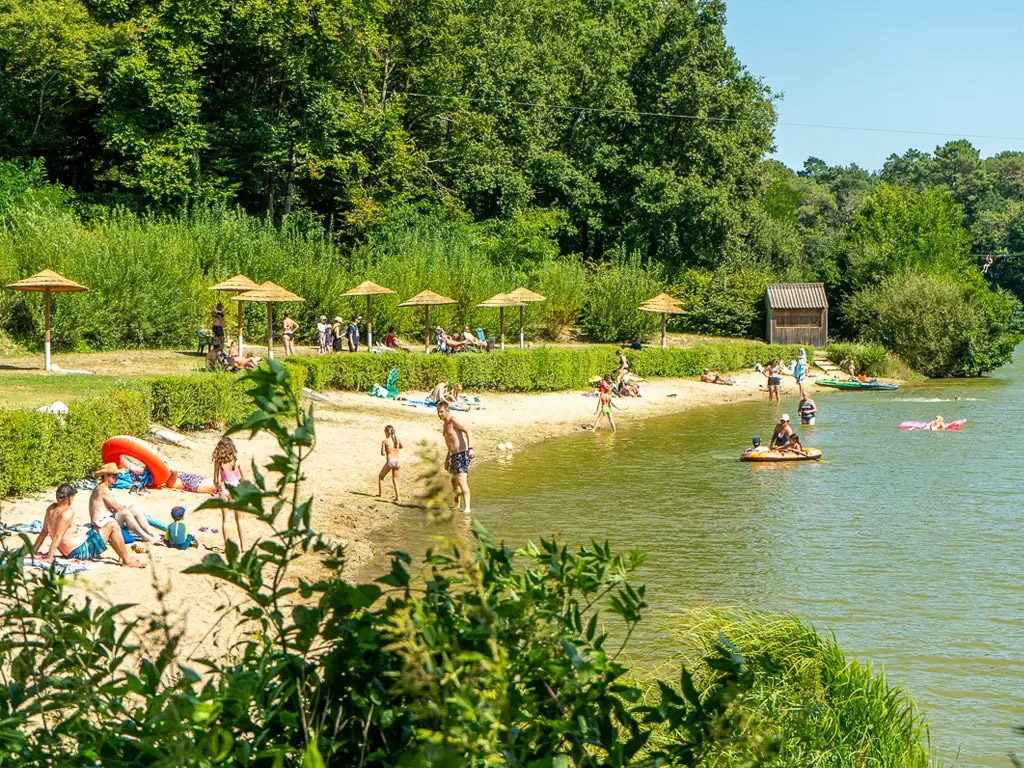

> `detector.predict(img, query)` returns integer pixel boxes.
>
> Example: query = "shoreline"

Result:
[0,369,828,657]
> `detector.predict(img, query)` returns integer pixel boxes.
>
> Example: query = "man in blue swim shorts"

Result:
[33,483,146,568]
[437,400,474,515]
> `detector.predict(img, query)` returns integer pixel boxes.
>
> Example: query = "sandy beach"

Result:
[0,369,811,658]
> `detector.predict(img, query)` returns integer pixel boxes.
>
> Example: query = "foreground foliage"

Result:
[668,609,934,768]
[0,362,940,766]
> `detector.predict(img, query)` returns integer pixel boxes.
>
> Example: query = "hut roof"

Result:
[477,292,523,308]
[766,283,828,310]
[639,293,685,314]
[506,287,546,303]
[344,280,395,297]
[210,274,259,292]
[7,269,88,293]
[398,289,456,307]
[234,281,304,303]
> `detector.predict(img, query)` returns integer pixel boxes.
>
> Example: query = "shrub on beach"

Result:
[664,609,933,767]
[0,388,149,497]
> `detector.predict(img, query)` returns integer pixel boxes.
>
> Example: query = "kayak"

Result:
[900,418,966,431]
[816,378,899,391]
[740,448,823,462]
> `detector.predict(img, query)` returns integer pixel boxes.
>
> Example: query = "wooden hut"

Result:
[764,283,828,347]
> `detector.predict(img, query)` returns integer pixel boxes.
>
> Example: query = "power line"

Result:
[402,92,1024,143]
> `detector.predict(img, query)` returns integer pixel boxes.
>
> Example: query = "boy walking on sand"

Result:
[437,401,474,514]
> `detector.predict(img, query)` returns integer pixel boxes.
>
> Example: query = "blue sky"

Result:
[724,0,1024,171]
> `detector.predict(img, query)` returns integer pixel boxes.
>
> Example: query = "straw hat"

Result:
[94,462,120,477]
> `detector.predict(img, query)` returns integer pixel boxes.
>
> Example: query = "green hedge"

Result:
[287,343,811,393]
[0,388,150,497]
[0,363,307,497]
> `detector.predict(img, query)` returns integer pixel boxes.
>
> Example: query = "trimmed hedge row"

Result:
[0,363,307,497]
[286,343,812,393]
[0,388,150,497]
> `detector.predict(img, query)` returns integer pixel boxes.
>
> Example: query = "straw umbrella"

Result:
[639,293,685,349]
[343,280,395,348]
[397,290,456,353]
[506,287,546,349]
[477,293,524,351]
[6,269,88,371]
[233,281,304,360]
[210,274,258,354]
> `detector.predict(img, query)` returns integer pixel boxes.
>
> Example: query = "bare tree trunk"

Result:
[282,144,297,218]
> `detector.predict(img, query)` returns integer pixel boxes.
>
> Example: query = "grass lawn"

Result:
[0,373,124,410]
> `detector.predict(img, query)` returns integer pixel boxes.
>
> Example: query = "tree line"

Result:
[1,0,1022,373]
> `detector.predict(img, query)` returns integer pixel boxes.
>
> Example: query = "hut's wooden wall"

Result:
[766,307,827,347]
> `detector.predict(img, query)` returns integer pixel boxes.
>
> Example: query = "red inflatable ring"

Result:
[101,435,171,488]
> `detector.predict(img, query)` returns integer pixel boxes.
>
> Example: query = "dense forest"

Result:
[0,0,1022,374]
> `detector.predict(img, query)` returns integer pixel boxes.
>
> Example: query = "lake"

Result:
[379,357,1024,767]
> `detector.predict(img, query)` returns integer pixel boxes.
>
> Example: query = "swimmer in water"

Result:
[926,414,945,431]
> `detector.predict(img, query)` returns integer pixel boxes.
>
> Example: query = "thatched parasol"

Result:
[397,290,456,352]
[506,287,546,349]
[477,293,524,351]
[234,281,304,359]
[343,280,395,349]
[639,293,685,349]
[6,269,88,371]
[210,274,259,354]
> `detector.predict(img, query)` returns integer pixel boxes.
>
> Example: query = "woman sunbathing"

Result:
[700,368,734,385]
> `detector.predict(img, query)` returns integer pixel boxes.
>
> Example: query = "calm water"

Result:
[377,357,1024,766]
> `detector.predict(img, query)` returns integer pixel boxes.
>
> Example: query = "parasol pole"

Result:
[424,306,430,353]
[43,289,52,371]
[237,298,244,356]
[500,307,505,351]
[661,312,667,349]
[519,305,524,349]
[266,302,274,360]
[366,294,373,349]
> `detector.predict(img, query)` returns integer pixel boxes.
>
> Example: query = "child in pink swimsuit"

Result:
[212,436,246,553]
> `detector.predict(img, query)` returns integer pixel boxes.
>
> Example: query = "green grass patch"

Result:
[0,374,124,410]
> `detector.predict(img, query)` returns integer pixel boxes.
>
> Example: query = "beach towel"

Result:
[24,558,98,576]
[7,521,43,534]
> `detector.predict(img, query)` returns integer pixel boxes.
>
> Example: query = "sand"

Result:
[0,369,817,659]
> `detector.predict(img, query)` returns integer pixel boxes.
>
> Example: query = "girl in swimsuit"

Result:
[378,425,402,501]
[212,436,246,552]
[282,311,298,355]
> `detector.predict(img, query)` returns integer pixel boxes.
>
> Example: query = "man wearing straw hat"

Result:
[90,462,162,544]
[33,483,145,568]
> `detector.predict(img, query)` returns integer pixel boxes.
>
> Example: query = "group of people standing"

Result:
[314,314,362,355]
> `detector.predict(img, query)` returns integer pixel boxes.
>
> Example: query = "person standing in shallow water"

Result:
[437,401,473,514]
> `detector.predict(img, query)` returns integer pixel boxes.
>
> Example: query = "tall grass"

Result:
[658,608,936,767]
[0,206,681,350]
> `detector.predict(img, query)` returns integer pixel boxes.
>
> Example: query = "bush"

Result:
[825,341,917,379]
[533,256,588,340]
[147,374,254,431]
[667,609,933,767]
[0,388,149,497]
[844,271,1023,377]
[289,343,810,393]
[670,267,774,339]
[580,252,664,342]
